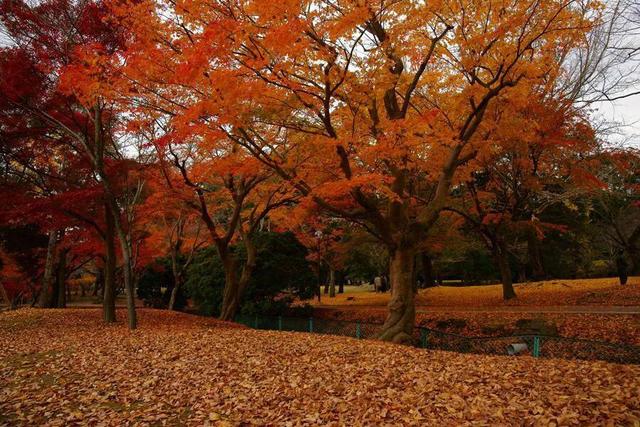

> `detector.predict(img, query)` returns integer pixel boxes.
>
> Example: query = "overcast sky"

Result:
[594,95,640,148]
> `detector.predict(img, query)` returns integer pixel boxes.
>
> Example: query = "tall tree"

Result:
[591,149,640,280]
[144,136,295,320]
[136,168,206,310]
[118,0,598,342]
[446,96,598,298]
[0,0,139,328]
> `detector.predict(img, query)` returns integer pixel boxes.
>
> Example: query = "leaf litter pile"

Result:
[1,309,638,425]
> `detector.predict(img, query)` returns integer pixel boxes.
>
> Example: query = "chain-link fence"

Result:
[236,314,640,364]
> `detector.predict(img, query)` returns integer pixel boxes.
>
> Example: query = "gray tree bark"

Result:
[38,231,58,308]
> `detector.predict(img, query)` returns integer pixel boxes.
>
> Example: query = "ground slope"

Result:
[1,309,638,425]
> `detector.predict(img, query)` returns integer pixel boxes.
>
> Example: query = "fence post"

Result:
[278,316,282,331]
[533,336,540,357]
[356,322,361,339]
[309,317,313,333]
[420,329,428,348]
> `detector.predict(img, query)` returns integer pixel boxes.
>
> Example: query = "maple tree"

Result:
[290,215,350,298]
[0,59,111,311]
[2,1,640,422]
[590,148,640,280]
[116,0,600,342]
[0,0,149,328]
[135,168,207,310]
[140,131,297,320]
[445,96,599,299]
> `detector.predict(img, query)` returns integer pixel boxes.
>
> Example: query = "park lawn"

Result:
[1,309,639,425]
[312,276,640,307]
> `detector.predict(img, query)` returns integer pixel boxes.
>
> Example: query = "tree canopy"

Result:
[1,0,639,342]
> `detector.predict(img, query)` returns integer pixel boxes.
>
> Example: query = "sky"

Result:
[594,96,640,148]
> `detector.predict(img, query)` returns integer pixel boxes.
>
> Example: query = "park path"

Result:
[314,305,640,314]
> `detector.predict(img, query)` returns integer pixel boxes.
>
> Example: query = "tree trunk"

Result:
[93,108,135,329]
[379,247,416,343]
[412,254,419,293]
[220,237,257,321]
[93,266,103,297]
[328,268,336,297]
[527,229,545,280]
[0,281,11,307]
[109,198,137,329]
[494,242,516,300]
[103,205,117,323]
[627,246,639,276]
[119,241,137,329]
[315,262,321,302]
[168,260,179,311]
[50,277,60,308]
[38,231,58,308]
[616,253,628,285]
[421,252,435,287]
[168,276,182,311]
[168,231,185,311]
[626,224,639,275]
[106,196,137,329]
[219,251,238,321]
[55,249,68,308]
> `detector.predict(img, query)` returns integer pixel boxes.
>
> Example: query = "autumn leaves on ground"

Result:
[311,278,640,345]
[314,277,640,308]
[1,309,639,426]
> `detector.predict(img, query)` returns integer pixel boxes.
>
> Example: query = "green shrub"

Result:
[183,247,226,316]
[184,231,316,316]
[137,258,188,310]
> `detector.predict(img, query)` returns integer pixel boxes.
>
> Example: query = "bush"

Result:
[183,247,226,316]
[137,258,188,310]
[184,231,316,317]
[437,247,498,283]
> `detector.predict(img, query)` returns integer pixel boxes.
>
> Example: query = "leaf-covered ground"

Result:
[1,309,639,426]
[315,308,640,346]
[312,277,640,308]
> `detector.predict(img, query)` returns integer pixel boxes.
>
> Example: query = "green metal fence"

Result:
[236,314,640,365]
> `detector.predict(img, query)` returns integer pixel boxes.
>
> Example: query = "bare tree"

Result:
[557,0,640,106]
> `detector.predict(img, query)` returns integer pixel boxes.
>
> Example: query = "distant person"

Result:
[374,276,382,292]
[616,252,628,285]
